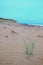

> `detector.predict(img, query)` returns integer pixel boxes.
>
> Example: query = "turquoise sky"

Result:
[0,0,43,24]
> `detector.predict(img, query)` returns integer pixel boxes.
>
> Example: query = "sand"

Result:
[0,20,43,65]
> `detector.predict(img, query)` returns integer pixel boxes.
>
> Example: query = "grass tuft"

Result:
[23,38,36,58]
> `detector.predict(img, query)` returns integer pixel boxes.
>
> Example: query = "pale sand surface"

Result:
[0,21,43,65]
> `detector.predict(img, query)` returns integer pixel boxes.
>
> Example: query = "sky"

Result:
[0,0,43,24]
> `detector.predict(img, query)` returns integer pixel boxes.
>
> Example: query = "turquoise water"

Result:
[15,18,43,26]
[0,0,43,26]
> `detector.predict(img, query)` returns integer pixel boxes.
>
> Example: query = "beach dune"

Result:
[0,18,43,65]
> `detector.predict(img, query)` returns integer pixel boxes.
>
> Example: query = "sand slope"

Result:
[0,21,43,65]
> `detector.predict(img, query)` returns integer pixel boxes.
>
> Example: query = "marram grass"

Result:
[24,39,36,58]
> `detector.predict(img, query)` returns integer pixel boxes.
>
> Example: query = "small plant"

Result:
[24,39,36,58]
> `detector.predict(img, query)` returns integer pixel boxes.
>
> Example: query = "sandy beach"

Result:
[0,19,43,65]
